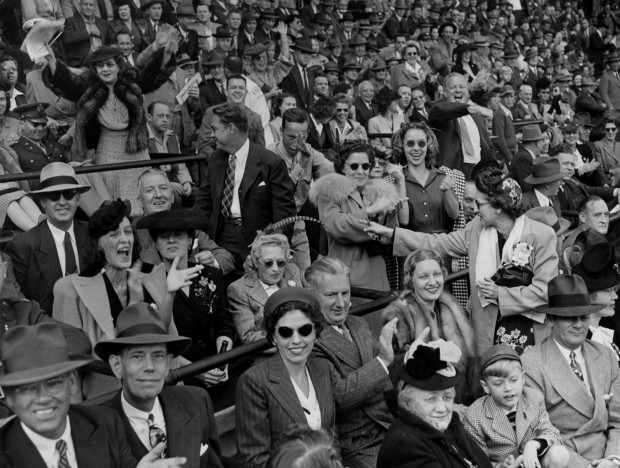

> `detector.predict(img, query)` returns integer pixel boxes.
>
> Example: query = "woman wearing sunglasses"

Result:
[235,287,334,467]
[310,140,403,291]
[228,233,302,344]
[594,116,620,185]
[363,169,559,356]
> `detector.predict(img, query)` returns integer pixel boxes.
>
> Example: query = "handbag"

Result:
[490,263,534,288]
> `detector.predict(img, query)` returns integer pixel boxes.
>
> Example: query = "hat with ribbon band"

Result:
[30,162,92,195]
[536,275,604,316]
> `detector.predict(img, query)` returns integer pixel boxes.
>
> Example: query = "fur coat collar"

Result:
[309,173,399,207]
[382,290,475,365]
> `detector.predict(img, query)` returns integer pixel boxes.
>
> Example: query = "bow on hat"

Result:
[404,338,462,379]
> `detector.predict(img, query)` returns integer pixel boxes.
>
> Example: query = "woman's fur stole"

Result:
[382,290,475,369]
[309,173,400,211]
[43,51,175,160]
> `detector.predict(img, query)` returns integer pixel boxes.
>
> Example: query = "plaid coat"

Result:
[462,386,562,464]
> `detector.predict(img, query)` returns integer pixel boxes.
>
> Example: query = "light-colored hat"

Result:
[29,162,91,195]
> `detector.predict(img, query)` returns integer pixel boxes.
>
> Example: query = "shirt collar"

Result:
[234,138,250,163]
[47,220,75,242]
[553,338,583,361]
[21,416,72,462]
[121,390,163,422]
[259,279,279,291]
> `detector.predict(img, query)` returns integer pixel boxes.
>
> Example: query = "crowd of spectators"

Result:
[1,0,620,466]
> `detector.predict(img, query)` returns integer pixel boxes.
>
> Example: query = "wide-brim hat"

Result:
[176,2,195,16]
[87,46,122,64]
[30,162,92,195]
[245,42,270,57]
[553,69,573,82]
[524,156,564,184]
[323,61,340,73]
[536,275,604,316]
[176,53,197,68]
[203,49,226,66]
[393,341,462,391]
[0,323,93,387]
[371,58,388,71]
[141,0,164,11]
[327,36,343,48]
[520,123,545,142]
[312,13,332,25]
[135,208,210,232]
[474,37,490,47]
[573,242,620,292]
[503,48,519,59]
[575,112,595,128]
[260,9,279,19]
[213,26,234,38]
[489,39,503,49]
[454,43,477,56]
[525,206,571,237]
[339,12,354,22]
[292,37,314,54]
[605,52,620,63]
[524,48,537,61]
[343,60,362,71]
[375,86,401,104]
[95,303,192,361]
[578,76,596,87]
[348,35,367,46]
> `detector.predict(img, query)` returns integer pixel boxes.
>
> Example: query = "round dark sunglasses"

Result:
[345,162,371,171]
[45,190,78,202]
[277,324,315,339]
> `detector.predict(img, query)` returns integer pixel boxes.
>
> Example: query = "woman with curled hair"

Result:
[228,233,303,344]
[392,121,459,235]
[267,426,343,468]
[328,94,367,144]
[235,288,335,468]
[310,140,403,290]
[43,40,177,215]
[594,116,620,185]
[268,92,297,143]
[53,200,202,396]
[364,170,560,355]
[368,87,405,158]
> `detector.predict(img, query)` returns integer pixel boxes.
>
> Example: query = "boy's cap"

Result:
[480,344,521,371]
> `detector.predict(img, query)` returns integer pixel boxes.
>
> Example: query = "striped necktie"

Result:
[56,439,71,468]
[221,154,236,218]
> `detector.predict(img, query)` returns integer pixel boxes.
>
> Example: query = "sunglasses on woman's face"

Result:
[404,139,427,149]
[345,162,371,171]
[259,259,287,269]
[277,323,314,339]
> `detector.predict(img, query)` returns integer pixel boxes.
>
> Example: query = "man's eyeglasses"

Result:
[258,259,287,269]
[13,373,69,400]
[276,323,314,339]
[45,190,78,202]
[345,162,371,171]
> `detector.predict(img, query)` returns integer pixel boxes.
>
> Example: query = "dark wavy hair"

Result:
[474,170,524,219]
[333,140,376,174]
[271,92,297,118]
[82,199,140,275]
[391,121,438,168]
[0,77,10,112]
[263,300,324,346]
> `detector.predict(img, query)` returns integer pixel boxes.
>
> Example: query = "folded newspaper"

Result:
[20,18,65,62]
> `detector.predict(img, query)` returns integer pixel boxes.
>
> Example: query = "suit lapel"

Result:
[320,324,361,368]
[267,354,307,423]
[160,389,199,467]
[74,221,91,272]
[240,144,262,202]
[543,339,595,418]
[485,397,516,445]
[71,275,115,340]
[247,274,268,306]
[307,359,333,429]
[293,68,307,106]
[211,149,228,209]
[71,408,118,468]
[34,223,63,292]
[3,421,48,468]
[108,392,149,458]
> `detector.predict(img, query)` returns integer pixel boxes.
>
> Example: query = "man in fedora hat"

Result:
[62,0,110,67]
[140,0,166,45]
[575,76,607,121]
[279,37,316,111]
[588,19,614,77]
[175,3,199,61]
[522,275,620,468]
[0,323,187,468]
[492,84,518,163]
[429,22,457,76]
[509,124,549,192]
[600,53,620,112]
[98,303,224,468]
[5,162,96,315]
[520,156,565,218]
[382,0,407,41]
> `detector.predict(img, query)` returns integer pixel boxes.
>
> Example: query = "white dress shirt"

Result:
[534,189,551,207]
[459,114,482,164]
[310,114,323,135]
[22,417,78,468]
[290,367,321,430]
[121,391,167,449]
[554,339,592,397]
[47,221,79,276]
[230,138,250,218]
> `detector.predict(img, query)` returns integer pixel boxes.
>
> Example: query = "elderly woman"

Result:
[561,119,605,187]
[573,242,620,358]
[329,94,368,145]
[390,43,429,91]
[44,42,176,215]
[377,338,493,468]
[235,287,335,467]
[364,170,559,355]
[228,234,303,344]
[310,140,402,291]
[368,87,406,158]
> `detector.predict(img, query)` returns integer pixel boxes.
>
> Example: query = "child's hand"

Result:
[521,441,540,468]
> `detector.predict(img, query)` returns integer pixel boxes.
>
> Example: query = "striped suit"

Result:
[312,315,393,468]
[235,353,335,467]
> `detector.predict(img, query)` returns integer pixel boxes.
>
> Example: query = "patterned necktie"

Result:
[56,439,71,468]
[340,324,353,343]
[570,351,584,381]
[221,154,236,218]
[148,414,167,456]
[64,231,77,275]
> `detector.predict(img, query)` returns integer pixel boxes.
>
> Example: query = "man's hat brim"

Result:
[30,183,91,195]
[0,358,93,387]
[536,303,604,316]
[94,334,192,361]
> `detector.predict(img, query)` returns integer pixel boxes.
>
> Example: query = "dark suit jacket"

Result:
[521,190,561,218]
[509,146,535,192]
[492,108,517,162]
[12,136,67,190]
[235,353,336,466]
[382,13,404,40]
[4,220,93,315]
[311,315,393,457]
[428,101,495,173]
[194,141,296,250]
[409,104,431,124]
[557,177,616,213]
[177,26,200,61]
[102,386,223,468]
[62,14,110,67]
[196,78,227,126]
[0,405,138,468]
[306,117,336,153]
[353,97,377,131]
[210,0,229,26]
[278,66,314,111]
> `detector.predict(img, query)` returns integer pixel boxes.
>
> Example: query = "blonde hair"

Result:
[482,358,522,380]
[403,250,447,291]
[244,233,291,273]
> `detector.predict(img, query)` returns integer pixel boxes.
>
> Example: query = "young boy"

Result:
[463,345,570,468]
